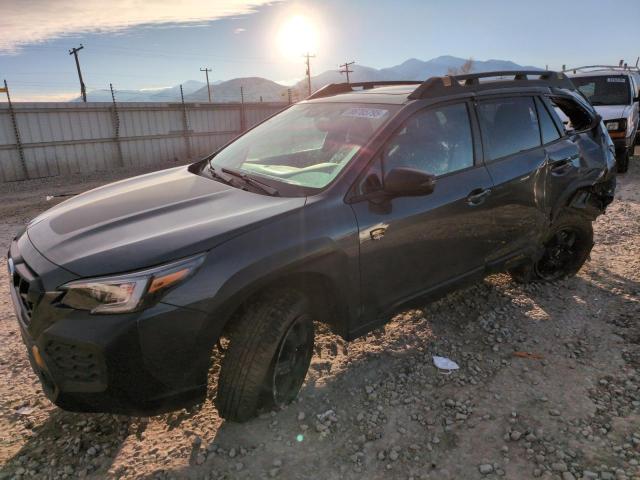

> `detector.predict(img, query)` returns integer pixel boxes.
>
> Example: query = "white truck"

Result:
[565,66,639,173]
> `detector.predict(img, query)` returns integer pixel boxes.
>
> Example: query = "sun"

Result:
[276,15,318,58]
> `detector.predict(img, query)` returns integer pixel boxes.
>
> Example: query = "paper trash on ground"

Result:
[432,355,460,371]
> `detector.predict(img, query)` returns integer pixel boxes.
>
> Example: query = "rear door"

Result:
[475,96,548,262]
[350,101,496,318]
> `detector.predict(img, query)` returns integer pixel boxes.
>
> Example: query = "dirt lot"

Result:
[0,157,639,480]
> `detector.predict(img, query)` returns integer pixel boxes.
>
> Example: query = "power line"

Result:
[69,44,87,102]
[304,52,316,97]
[200,67,212,102]
[339,61,355,84]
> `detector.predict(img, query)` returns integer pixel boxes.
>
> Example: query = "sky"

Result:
[1,0,639,101]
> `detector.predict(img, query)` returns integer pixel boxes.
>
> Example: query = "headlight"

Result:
[605,118,626,132]
[59,254,205,314]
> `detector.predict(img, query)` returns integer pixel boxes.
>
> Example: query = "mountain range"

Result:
[75,55,542,103]
[76,80,206,102]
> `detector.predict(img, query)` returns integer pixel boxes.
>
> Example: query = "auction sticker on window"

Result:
[342,107,389,119]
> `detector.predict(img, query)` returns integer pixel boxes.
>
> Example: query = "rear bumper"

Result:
[8,243,213,416]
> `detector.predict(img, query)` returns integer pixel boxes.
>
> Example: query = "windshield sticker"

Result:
[342,107,389,119]
[607,77,627,83]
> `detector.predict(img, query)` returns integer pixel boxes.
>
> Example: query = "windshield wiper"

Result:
[207,163,235,186]
[221,167,280,196]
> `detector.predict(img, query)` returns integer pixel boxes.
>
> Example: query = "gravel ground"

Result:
[0,157,639,480]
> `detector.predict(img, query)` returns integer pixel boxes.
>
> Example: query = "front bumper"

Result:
[613,137,632,154]
[8,238,213,416]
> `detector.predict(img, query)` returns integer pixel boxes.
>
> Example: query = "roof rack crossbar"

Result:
[563,65,640,73]
[408,70,574,100]
[307,81,419,100]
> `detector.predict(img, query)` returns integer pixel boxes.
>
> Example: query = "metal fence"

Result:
[0,101,287,183]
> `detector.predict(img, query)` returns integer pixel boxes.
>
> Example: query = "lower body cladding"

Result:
[10,282,214,416]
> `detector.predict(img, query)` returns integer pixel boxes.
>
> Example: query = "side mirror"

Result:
[384,167,436,197]
[634,96,640,103]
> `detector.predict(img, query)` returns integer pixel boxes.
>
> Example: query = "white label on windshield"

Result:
[342,107,389,119]
[607,77,627,83]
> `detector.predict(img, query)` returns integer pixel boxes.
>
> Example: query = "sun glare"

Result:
[277,15,318,58]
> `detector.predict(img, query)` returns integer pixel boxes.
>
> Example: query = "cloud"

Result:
[0,0,275,54]
[7,91,79,102]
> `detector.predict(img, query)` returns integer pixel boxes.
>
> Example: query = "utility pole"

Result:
[304,52,316,96]
[200,67,212,102]
[339,61,355,84]
[2,80,28,179]
[69,44,87,102]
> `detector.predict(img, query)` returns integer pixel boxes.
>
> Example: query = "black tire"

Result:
[510,212,594,283]
[617,149,630,174]
[215,289,314,422]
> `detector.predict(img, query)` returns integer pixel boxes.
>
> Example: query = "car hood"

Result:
[594,104,631,121]
[27,166,305,278]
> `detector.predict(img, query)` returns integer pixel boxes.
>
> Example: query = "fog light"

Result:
[32,345,46,369]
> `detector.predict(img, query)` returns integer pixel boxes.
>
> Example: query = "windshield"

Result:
[208,103,397,191]
[571,75,631,106]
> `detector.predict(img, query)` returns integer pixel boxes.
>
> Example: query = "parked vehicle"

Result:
[565,66,640,173]
[8,71,616,421]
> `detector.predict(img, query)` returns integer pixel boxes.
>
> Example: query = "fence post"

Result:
[240,86,246,133]
[180,84,192,159]
[109,83,125,167]
[3,80,28,180]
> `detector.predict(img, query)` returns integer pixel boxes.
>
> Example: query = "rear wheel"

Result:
[215,289,314,422]
[510,213,593,283]
[617,148,630,173]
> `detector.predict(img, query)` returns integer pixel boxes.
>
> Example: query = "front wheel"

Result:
[215,289,314,422]
[510,213,594,283]
[617,148,630,173]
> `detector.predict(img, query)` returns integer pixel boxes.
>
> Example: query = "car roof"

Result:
[304,71,577,106]
[305,82,555,105]
[306,84,421,105]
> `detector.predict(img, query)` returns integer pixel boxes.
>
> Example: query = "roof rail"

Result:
[307,81,420,100]
[408,70,574,99]
[563,65,640,74]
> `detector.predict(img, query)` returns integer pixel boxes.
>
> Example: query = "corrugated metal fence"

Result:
[0,101,287,183]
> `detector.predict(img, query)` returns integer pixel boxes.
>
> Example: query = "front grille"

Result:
[44,340,105,383]
[12,267,34,319]
[9,256,41,325]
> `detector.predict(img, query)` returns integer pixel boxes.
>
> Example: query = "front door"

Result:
[350,101,496,319]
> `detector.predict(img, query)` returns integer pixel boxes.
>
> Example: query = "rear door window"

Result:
[477,97,541,161]
[535,97,561,144]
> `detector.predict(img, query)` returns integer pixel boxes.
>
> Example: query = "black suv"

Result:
[8,71,616,421]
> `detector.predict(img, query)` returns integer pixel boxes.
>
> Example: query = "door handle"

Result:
[550,158,573,176]
[549,154,579,174]
[466,188,491,206]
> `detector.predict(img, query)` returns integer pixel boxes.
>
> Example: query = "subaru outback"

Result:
[8,71,616,421]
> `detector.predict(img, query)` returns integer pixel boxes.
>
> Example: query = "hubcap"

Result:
[272,316,313,405]
[534,228,580,280]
